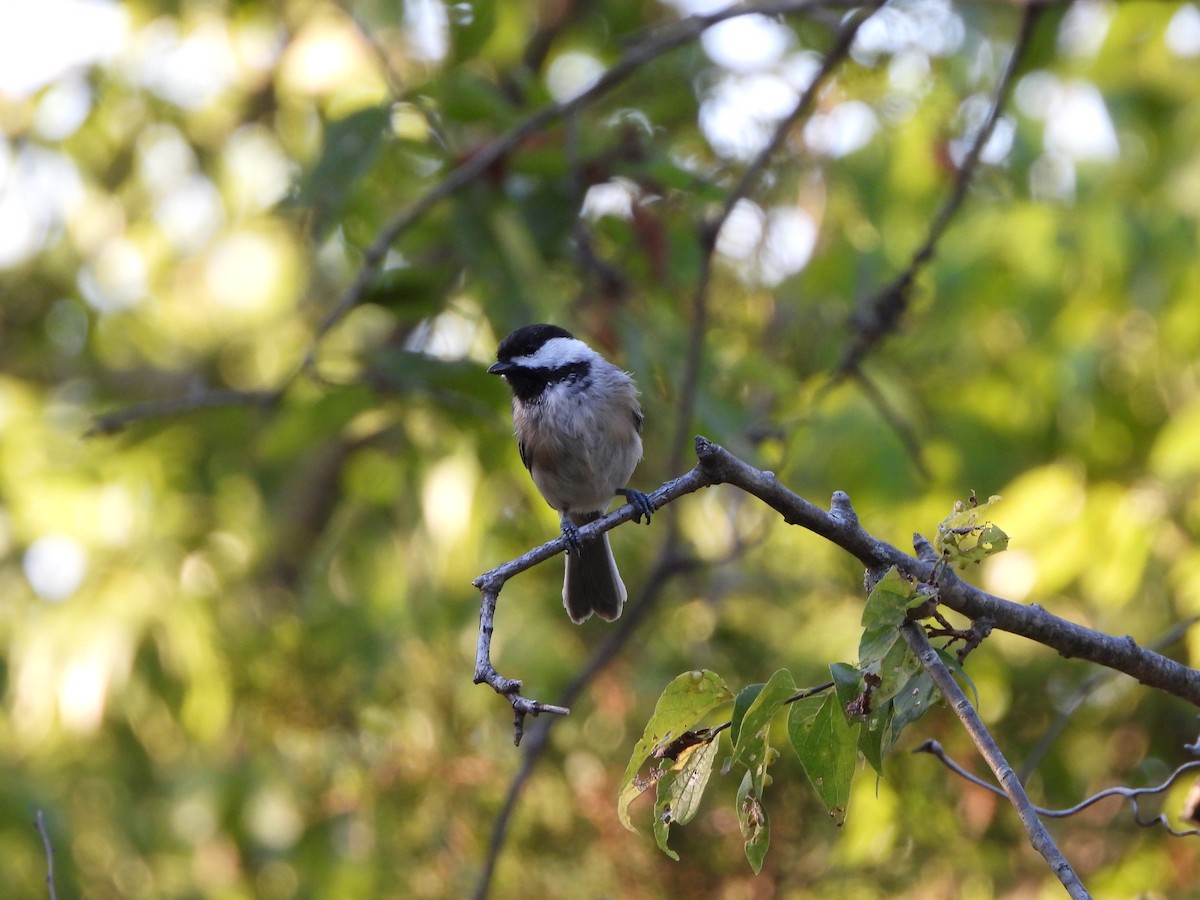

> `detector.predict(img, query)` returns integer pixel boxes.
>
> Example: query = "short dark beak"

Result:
[487,362,513,375]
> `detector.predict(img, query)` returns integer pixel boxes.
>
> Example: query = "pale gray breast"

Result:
[516,367,642,517]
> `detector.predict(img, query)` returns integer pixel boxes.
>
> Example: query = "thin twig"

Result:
[900,622,1090,899]
[834,2,1045,378]
[472,462,720,742]
[472,549,692,900]
[35,810,57,900]
[849,367,931,480]
[917,740,1200,836]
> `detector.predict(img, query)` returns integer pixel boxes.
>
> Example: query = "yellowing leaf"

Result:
[935,494,1009,569]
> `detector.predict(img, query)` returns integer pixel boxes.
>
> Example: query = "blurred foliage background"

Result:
[2,0,1200,897]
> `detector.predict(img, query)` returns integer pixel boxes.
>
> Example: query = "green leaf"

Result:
[664,736,722,827]
[830,662,863,711]
[890,670,939,738]
[618,670,732,832]
[731,669,795,764]
[728,682,764,748]
[736,769,770,874]
[730,669,794,795]
[875,635,922,707]
[652,786,679,861]
[937,647,979,706]
[859,567,917,665]
[449,0,496,62]
[858,699,893,776]
[788,692,860,826]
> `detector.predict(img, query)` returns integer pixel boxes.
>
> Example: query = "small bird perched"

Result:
[488,324,654,623]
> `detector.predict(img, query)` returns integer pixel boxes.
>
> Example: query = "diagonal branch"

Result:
[698,438,1200,706]
[314,0,867,352]
[667,0,883,477]
[835,2,1045,378]
[475,436,1200,742]
[87,388,280,437]
[901,622,1089,898]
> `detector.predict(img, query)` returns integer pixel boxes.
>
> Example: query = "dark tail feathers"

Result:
[563,531,626,623]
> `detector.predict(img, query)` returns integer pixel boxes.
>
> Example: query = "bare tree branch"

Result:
[901,622,1090,898]
[917,739,1200,837]
[707,440,1200,705]
[474,436,1200,739]
[472,547,696,900]
[472,462,720,739]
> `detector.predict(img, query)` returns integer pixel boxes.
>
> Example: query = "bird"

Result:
[488,324,654,623]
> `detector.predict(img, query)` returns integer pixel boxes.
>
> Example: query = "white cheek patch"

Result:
[511,337,593,369]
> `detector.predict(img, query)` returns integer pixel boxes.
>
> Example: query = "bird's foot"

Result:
[617,488,655,525]
[560,518,583,555]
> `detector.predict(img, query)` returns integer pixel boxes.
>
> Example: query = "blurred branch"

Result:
[667,0,883,477]
[1019,616,1200,780]
[917,739,1200,837]
[849,367,931,480]
[87,387,279,437]
[87,1,867,438]
[901,623,1089,898]
[35,810,57,900]
[834,2,1045,378]
[312,0,867,353]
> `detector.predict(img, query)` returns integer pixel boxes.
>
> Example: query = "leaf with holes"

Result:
[651,735,722,859]
[619,670,732,832]
[736,769,771,874]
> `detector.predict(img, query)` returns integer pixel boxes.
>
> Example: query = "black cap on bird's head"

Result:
[487,324,576,375]
[487,324,595,402]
